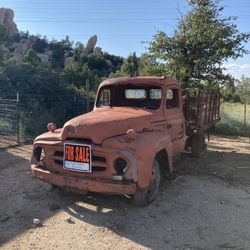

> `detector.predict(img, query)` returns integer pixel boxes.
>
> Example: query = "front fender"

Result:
[132,132,173,189]
[102,131,173,189]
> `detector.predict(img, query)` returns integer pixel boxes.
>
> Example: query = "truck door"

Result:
[164,87,185,154]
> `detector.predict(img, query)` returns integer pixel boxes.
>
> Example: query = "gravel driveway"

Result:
[0,135,250,250]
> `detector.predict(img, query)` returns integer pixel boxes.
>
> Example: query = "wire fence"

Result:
[1,94,249,148]
[0,93,92,148]
[215,102,250,136]
[0,98,18,135]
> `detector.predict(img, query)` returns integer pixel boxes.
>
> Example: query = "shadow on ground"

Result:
[1,137,250,249]
[0,148,74,245]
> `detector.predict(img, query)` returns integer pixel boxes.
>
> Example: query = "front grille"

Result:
[92,166,106,172]
[53,150,107,172]
[54,159,63,165]
[92,155,106,163]
[55,151,63,157]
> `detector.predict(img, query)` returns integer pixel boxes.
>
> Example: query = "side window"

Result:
[149,89,162,99]
[166,88,179,109]
[97,88,111,107]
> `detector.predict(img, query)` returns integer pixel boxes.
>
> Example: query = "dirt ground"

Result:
[0,135,250,250]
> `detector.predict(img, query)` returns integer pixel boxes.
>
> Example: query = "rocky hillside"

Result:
[0,7,123,72]
[0,7,125,136]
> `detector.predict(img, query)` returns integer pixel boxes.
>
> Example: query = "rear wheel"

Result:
[191,133,206,157]
[132,159,161,206]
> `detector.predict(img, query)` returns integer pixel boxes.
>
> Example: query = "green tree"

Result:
[23,49,42,66]
[0,25,8,42]
[236,75,250,104]
[110,52,139,77]
[221,80,241,102]
[0,44,10,67]
[0,69,15,96]
[4,62,64,96]
[32,37,48,53]
[122,52,139,76]
[139,54,167,76]
[103,52,123,74]
[148,0,250,88]
[87,53,109,76]
[49,37,73,68]
[64,62,99,91]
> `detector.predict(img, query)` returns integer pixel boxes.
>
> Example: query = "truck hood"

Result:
[63,107,162,144]
[35,107,165,144]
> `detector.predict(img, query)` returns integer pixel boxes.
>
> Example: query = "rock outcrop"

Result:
[0,8,18,37]
[13,36,38,61]
[84,35,97,55]
[38,53,50,64]
[64,36,98,67]
[0,8,101,67]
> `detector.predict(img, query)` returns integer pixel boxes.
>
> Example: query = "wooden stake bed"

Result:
[184,90,220,135]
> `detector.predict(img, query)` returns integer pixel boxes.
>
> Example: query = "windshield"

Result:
[96,84,162,109]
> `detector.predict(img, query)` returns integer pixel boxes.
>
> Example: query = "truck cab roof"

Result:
[99,76,180,88]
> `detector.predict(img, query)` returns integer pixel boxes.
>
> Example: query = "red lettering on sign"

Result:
[75,146,79,161]
[78,147,83,162]
[65,145,90,163]
[85,147,89,163]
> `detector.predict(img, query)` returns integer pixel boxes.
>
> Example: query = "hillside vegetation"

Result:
[0,22,124,136]
[1,1,250,139]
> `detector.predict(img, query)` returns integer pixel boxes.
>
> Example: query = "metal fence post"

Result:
[244,102,247,128]
[16,92,20,144]
[86,79,90,112]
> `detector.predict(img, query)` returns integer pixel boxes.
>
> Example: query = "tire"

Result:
[132,159,161,206]
[191,133,206,157]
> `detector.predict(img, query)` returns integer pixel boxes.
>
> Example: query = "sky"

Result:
[1,0,250,79]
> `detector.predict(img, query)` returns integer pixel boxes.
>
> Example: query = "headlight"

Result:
[47,122,57,132]
[126,129,136,140]
[40,148,45,160]
[33,146,45,161]
[114,157,127,175]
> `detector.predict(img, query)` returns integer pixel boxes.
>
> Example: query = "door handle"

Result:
[167,123,172,129]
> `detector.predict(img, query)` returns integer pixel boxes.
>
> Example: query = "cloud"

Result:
[222,63,250,79]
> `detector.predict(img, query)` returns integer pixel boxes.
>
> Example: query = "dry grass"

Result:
[215,102,250,136]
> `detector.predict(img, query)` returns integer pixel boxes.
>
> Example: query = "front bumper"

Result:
[31,165,137,195]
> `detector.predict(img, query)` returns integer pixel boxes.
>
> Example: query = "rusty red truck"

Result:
[31,76,220,206]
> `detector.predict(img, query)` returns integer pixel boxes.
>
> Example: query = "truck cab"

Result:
[31,76,220,206]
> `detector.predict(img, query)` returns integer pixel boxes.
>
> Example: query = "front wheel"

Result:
[132,159,161,206]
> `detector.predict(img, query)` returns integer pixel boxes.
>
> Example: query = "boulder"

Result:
[84,35,97,55]
[0,8,19,37]
[38,53,50,64]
